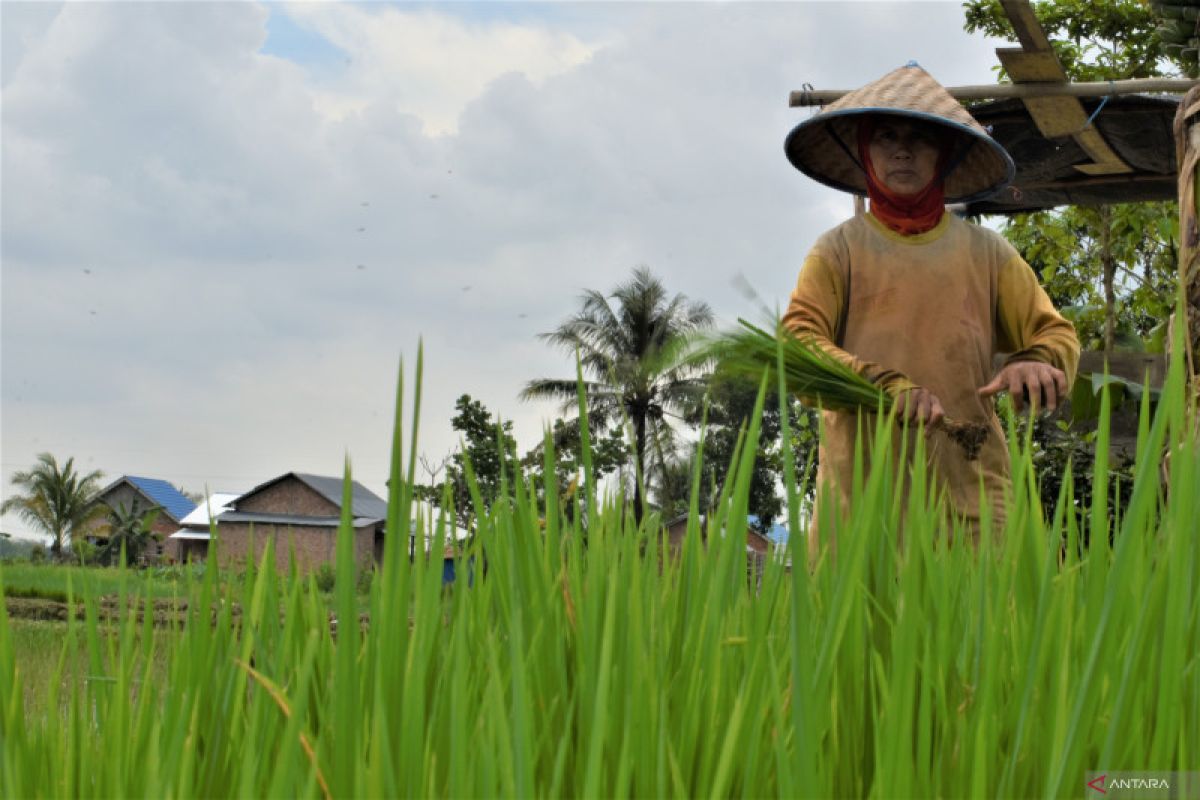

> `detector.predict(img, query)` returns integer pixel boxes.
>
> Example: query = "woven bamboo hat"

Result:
[784,63,1016,204]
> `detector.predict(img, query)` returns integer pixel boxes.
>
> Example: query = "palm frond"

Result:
[521,379,623,426]
[520,379,614,403]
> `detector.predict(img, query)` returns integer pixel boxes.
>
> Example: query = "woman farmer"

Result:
[780,63,1080,550]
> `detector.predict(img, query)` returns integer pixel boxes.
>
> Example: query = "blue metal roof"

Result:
[748,515,789,545]
[125,476,197,522]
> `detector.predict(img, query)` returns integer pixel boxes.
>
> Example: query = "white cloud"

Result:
[281,3,604,134]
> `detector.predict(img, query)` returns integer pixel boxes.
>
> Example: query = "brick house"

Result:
[664,513,775,555]
[212,473,387,574]
[85,476,198,562]
[167,492,241,564]
[663,513,781,584]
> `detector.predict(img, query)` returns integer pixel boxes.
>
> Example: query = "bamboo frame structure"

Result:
[1174,85,1200,411]
[790,78,1198,108]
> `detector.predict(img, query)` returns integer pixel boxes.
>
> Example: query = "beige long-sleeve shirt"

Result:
[782,211,1080,542]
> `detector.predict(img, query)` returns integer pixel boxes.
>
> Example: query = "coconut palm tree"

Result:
[0,453,106,557]
[522,267,714,521]
[99,501,160,567]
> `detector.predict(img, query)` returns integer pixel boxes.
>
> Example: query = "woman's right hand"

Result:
[893,387,945,430]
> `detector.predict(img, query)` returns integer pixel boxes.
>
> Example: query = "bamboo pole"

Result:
[790,78,1198,107]
[1173,85,1200,414]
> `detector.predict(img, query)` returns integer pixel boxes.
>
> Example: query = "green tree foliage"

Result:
[963,0,1176,80]
[520,418,629,515]
[787,403,823,503]
[522,267,714,521]
[0,453,106,557]
[1000,203,1177,351]
[98,501,161,567]
[426,394,522,528]
[675,376,786,532]
[1017,414,1136,538]
[652,381,822,532]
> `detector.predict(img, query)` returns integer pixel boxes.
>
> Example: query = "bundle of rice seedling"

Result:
[701,319,989,460]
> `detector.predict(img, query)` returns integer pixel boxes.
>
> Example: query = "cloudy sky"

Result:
[1,1,1009,540]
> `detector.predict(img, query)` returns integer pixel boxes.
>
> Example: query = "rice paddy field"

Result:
[1,563,194,604]
[2,350,1199,798]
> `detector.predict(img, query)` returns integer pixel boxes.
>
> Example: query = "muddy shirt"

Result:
[782,211,1080,539]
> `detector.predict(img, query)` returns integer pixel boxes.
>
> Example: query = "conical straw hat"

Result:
[784,63,1015,204]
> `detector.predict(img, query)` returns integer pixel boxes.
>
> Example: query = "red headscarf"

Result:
[857,118,950,236]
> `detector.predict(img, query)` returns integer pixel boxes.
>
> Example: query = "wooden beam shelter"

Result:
[789,0,1195,180]
[788,78,1197,108]
[999,0,1128,173]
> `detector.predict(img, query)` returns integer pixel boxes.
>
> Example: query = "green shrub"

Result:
[1023,413,1137,538]
[355,565,373,595]
[313,562,336,593]
[70,538,99,566]
[2,585,69,603]
[149,562,201,582]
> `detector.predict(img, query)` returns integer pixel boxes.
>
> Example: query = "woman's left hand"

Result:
[978,361,1068,413]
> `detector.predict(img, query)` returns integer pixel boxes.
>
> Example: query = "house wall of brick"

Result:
[235,478,340,516]
[80,482,184,564]
[745,530,771,554]
[148,515,178,563]
[176,538,209,564]
[664,519,770,555]
[212,522,377,574]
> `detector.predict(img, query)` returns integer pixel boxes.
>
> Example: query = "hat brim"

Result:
[784,107,1017,205]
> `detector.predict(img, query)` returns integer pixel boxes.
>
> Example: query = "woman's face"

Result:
[868,119,942,195]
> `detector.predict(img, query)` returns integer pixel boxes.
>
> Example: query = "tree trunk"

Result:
[1100,205,1117,354]
[632,411,647,524]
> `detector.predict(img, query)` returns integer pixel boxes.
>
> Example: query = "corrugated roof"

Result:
[292,473,388,520]
[168,530,211,541]
[235,472,388,520]
[217,511,381,527]
[99,476,197,522]
[127,477,197,521]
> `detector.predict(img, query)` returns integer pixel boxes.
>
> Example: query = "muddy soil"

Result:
[5,596,192,626]
[943,419,990,460]
[5,595,372,633]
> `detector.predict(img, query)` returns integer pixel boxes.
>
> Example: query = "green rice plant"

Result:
[1,334,1198,797]
[0,563,184,602]
[700,318,991,458]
